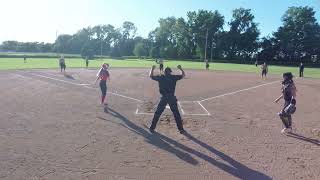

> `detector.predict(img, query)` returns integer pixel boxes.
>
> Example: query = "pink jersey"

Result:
[98,69,109,81]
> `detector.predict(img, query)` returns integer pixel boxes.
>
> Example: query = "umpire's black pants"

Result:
[150,95,183,131]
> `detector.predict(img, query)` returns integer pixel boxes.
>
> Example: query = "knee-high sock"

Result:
[101,95,106,104]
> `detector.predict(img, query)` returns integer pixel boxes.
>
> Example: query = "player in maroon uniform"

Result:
[95,63,110,105]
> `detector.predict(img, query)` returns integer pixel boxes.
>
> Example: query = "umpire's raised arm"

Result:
[149,65,156,77]
[177,65,185,78]
[149,65,161,81]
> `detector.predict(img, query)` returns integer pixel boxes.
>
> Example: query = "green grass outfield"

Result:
[1,57,319,78]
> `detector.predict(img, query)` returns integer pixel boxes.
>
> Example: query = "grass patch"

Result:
[1,58,319,78]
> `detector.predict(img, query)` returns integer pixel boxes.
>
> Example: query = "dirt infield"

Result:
[0,68,319,180]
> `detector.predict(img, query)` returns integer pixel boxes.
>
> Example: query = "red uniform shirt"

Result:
[99,69,109,81]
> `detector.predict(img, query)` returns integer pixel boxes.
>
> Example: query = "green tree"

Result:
[0,41,19,51]
[109,28,122,57]
[273,6,320,62]
[133,42,147,58]
[54,34,73,54]
[153,17,178,58]
[150,46,160,58]
[187,10,224,59]
[119,21,137,56]
[81,41,95,59]
[174,18,195,58]
[224,8,260,59]
[258,37,279,61]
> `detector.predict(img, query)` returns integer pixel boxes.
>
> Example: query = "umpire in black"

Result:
[149,65,185,134]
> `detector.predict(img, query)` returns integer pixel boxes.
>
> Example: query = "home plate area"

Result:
[136,100,209,130]
[135,100,210,116]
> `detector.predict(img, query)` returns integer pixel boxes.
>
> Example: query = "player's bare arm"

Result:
[292,84,297,98]
[94,68,102,84]
[177,65,185,78]
[149,65,156,77]
[94,76,100,84]
[275,94,283,103]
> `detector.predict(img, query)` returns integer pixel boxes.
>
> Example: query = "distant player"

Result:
[23,56,27,63]
[255,54,258,67]
[299,62,304,77]
[85,56,89,69]
[95,63,110,105]
[261,62,268,79]
[157,59,164,74]
[149,65,185,134]
[275,72,297,133]
[205,60,209,70]
[59,55,66,73]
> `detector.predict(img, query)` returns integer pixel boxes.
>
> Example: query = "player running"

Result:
[149,65,185,134]
[59,55,66,73]
[275,72,297,133]
[95,63,110,105]
[261,62,268,79]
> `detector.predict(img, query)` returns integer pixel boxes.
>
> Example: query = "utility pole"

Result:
[204,28,208,61]
[100,38,103,59]
[210,37,214,61]
[56,30,59,56]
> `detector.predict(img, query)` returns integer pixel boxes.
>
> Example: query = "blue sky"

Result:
[1,0,319,43]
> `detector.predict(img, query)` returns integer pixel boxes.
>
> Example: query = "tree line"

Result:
[1,6,320,63]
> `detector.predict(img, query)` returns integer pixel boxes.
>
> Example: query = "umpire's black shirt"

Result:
[151,75,183,96]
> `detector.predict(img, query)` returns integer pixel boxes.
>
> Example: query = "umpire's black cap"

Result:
[164,67,172,75]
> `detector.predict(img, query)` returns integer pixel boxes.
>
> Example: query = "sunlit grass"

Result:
[1,58,319,78]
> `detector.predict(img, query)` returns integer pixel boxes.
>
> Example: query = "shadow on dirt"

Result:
[63,73,75,80]
[105,107,271,180]
[106,107,198,165]
[287,132,320,146]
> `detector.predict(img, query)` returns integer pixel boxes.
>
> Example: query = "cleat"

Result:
[149,128,155,133]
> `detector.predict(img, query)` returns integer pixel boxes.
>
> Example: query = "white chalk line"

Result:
[108,92,143,102]
[136,101,210,116]
[197,101,211,116]
[13,73,34,80]
[135,106,154,115]
[135,108,209,116]
[31,73,89,86]
[16,72,144,102]
[183,113,211,116]
[177,101,185,115]
[178,100,199,103]
[39,72,91,86]
[179,101,210,116]
[200,80,280,102]
[16,71,279,116]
